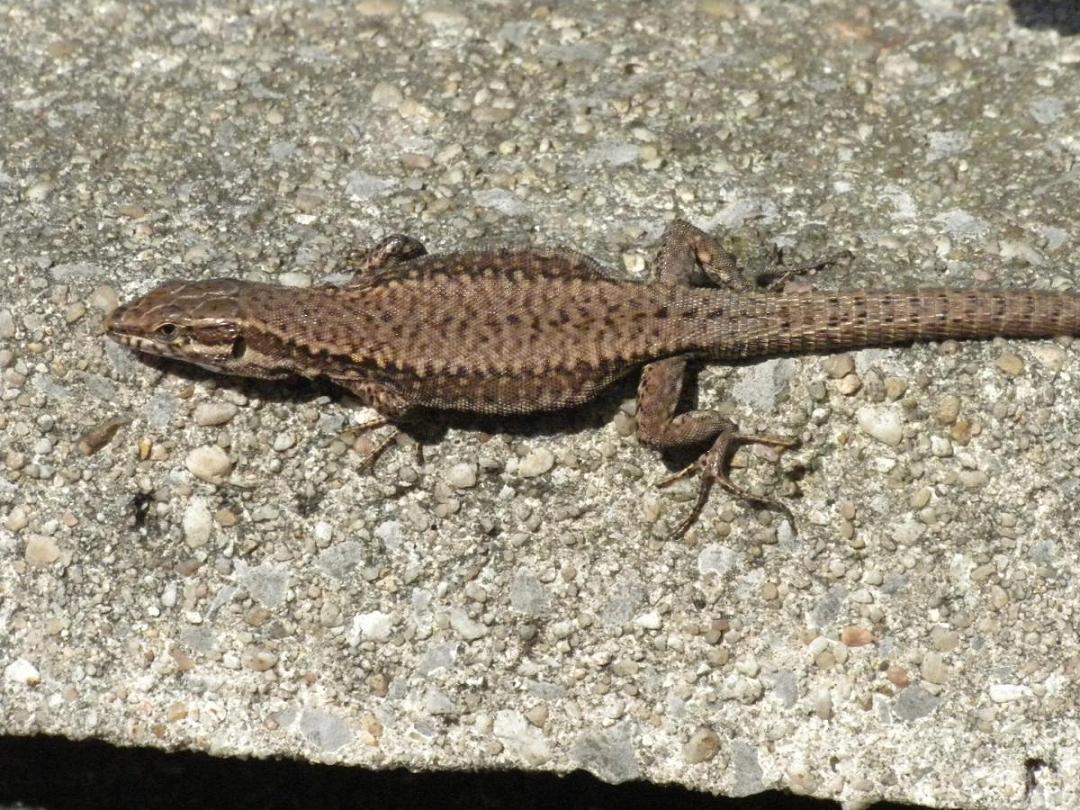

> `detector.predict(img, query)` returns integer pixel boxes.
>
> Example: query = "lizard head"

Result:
[105,280,249,373]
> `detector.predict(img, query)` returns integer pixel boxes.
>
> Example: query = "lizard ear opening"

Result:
[231,336,247,360]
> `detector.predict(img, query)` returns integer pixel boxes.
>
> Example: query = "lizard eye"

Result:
[156,323,178,340]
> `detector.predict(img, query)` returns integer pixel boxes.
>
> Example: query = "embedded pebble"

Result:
[1031,345,1065,372]
[3,658,40,686]
[352,611,393,643]
[996,352,1024,377]
[682,726,721,764]
[272,433,296,452]
[90,286,120,312]
[450,608,489,640]
[194,402,238,426]
[0,309,15,339]
[278,272,311,288]
[883,376,908,400]
[185,445,233,482]
[299,709,354,751]
[77,416,129,456]
[64,302,86,323]
[182,498,213,548]
[934,395,961,425]
[811,689,833,721]
[835,374,862,396]
[921,652,948,684]
[930,627,960,652]
[26,180,53,201]
[243,649,278,672]
[930,436,952,458]
[518,447,555,478]
[840,626,874,647]
[857,406,903,446]
[910,488,932,509]
[446,462,478,489]
[633,610,662,630]
[493,710,551,766]
[989,684,1032,703]
[5,505,29,532]
[24,535,60,567]
[821,355,855,379]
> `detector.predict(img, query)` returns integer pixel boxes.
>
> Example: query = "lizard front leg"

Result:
[638,220,797,537]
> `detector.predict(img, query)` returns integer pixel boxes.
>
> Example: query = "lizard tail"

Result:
[728,288,1080,357]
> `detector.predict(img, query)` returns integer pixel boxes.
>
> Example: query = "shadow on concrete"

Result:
[1008,0,1080,35]
[0,735,930,810]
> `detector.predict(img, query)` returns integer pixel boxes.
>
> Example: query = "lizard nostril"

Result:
[231,336,247,359]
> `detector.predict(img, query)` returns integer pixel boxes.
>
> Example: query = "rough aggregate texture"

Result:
[1,1,1079,808]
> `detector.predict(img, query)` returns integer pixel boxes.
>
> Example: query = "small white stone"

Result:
[185,445,232,482]
[857,405,903,446]
[26,180,53,201]
[272,433,296,452]
[1031,345,1066,373]
[930,435,953,458]
[633,610,662,630]
[5,505,29,532]
[518,447,555,478]
[493,710,551,766]
[0,309,15,339]
[194,402,238,427]
[313,521,333,543]
[161,581,178,609]
[697,544,736,576]
[446,462,478,489]
[1060,39,1080,65]
[352,611,393,643]
[3,658,40,686]
[921,651,948,684]
[24,535,60,567]
[989,683,1033,703]
[277,272,311,288]
[182,498,212,548]
[682,726,721,764]
[450,608,489,640]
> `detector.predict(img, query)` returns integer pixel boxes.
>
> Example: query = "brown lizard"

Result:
[105,220,1080,536]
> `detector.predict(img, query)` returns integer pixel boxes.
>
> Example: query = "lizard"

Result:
[104,219,1080,537]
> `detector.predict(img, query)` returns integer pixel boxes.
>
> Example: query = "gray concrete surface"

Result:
[1,1,1078,808]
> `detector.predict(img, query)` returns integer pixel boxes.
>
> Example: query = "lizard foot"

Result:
[658,430,798,539]
[354,419,398,471]
[353,417,424,470]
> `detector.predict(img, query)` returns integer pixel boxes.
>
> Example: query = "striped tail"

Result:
[726,289,1080,358]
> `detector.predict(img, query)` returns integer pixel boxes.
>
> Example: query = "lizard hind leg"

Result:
[337,233,429,282]
[637,356,798,538]
[657,428,799,539]
[654,218,753,290]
